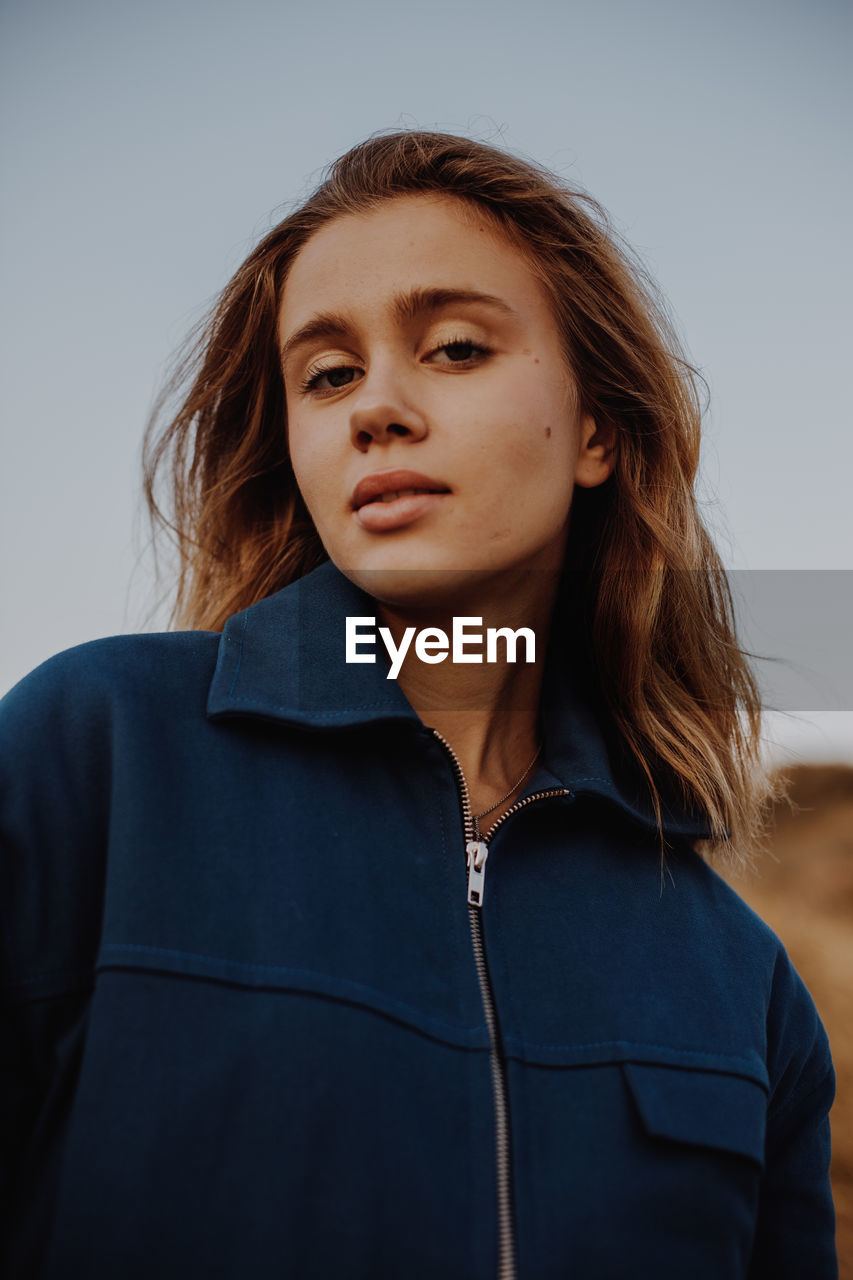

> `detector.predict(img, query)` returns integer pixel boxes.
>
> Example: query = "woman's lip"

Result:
[351,469,449,510]
[353,491,449,532]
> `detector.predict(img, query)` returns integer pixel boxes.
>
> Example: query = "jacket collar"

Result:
[207,559,714,841]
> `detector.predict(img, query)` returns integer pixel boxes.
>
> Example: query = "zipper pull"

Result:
[466,840,490,907]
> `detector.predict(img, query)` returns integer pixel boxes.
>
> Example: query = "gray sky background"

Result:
[1,0,851,764]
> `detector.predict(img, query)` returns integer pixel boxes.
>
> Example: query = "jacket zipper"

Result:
[431,728,572,1280]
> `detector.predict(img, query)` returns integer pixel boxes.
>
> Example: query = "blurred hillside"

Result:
[721,763,853,1276]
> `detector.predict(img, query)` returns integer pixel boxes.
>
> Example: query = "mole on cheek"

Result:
[545,427,552,438]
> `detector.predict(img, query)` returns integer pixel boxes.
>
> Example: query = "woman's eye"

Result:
[298,339,489,394]
[301,364,361,393]
[431,339,490,365]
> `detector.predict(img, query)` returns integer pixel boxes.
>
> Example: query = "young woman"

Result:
[0,131,836,1278]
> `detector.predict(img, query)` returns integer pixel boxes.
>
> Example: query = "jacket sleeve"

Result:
[748,945,837,1279]
[0,652,109,1265]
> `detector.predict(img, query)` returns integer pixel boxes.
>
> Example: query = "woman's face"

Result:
[278,194,613,606]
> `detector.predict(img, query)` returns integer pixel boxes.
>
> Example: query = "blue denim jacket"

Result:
[0,561,836,1277]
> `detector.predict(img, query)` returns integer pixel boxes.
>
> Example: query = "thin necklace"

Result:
[473,743,543,822]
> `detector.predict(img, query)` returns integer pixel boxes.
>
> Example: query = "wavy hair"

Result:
[143,129,779,863]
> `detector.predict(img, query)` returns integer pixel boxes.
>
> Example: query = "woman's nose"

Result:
[348,370,429,452]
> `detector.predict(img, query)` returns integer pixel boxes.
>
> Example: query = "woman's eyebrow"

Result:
[393,287,519,325]
[279,287,519,366]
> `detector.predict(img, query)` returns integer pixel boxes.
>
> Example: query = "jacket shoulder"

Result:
[0,631,223,1001]
[669,852,834,1103]
[0,631,221,809]
[1,630,222,736]
[669,846,790,975]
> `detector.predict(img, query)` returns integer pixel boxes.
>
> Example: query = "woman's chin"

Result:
[335,563,503,614]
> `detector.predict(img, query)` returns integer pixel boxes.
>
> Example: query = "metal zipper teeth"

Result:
[478,787,575,1276]
[430,728,515,1280]
[431,731,572,1280]
[481,786,575,847]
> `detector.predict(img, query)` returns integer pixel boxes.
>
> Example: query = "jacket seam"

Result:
[223,697,408,714]
[507,1039,764,1069]
[96,942,483,1038]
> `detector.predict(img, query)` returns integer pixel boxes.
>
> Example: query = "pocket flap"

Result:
[622,1062,767,1166]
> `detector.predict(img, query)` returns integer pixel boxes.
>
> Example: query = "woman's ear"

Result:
[573,414,618,489]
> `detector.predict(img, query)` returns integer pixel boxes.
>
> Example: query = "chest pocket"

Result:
[621,1061,767,1168]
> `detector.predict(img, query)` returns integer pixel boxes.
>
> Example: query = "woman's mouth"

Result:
[372,487,439,503]
[354,490,449,532]
[351,469,451,532]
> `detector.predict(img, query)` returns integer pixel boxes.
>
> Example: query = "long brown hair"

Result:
[143,129,779,862]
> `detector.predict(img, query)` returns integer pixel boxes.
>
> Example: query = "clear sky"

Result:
[1,0,851,763]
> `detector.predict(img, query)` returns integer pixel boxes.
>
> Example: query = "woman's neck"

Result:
[375,570,559,823]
